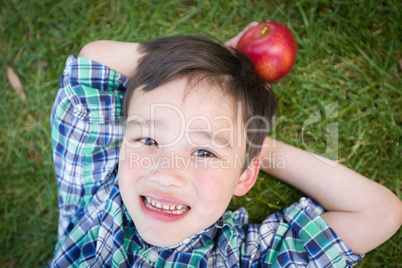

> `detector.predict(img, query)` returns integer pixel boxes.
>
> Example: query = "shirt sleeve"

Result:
[216,198,364,267]
[262,197,365,267]
[50,55,128,242]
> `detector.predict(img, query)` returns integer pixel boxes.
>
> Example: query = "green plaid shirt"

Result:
[49,55,364,267]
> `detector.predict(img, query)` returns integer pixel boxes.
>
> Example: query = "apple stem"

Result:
[260,25,269,37]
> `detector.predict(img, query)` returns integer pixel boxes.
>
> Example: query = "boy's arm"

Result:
[79,40,143,79]
[259,137,402,255]
[80,21,259,78]
[51,42,135,246]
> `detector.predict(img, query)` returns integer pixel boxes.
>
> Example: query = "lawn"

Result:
[0,0,400,267]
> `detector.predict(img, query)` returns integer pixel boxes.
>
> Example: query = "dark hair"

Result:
[123,35,277,170]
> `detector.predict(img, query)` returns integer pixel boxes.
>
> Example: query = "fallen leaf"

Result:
[37,60,50,69]
[7,65,27,102]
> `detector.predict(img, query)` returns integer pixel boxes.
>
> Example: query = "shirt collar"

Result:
[122,203,249,253]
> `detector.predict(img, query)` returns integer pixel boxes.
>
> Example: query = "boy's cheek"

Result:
[118,166,133,191]
[119,142,141,168]
[118,151,140,188]
[118,143,129,161]
[118,167,141,214]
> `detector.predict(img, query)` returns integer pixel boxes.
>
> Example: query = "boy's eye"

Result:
[138,138,159,148]
[193,149,216,158]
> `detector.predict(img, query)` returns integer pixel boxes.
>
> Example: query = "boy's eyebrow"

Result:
[125,119,165,130]
[190,130,233,149]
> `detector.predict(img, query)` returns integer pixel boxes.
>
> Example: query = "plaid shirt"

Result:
[49,55,364,267]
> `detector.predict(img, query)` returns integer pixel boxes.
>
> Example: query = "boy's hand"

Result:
[225,22,259,49]
[79,41,142,79]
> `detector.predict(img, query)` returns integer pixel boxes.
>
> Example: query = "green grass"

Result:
[1,0,400,267]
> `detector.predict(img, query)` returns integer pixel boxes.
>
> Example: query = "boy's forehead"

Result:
[128,77,242,123]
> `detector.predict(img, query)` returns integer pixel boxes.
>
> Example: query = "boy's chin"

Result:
[134,217,209,248]
[139,230,191,248]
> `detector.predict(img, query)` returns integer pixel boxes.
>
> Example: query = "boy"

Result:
[50,24,401,267]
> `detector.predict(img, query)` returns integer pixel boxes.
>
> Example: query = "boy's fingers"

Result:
[225,21,259,48]
[239,21,259,36]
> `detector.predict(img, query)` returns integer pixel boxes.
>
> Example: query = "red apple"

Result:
[237,21,297,82]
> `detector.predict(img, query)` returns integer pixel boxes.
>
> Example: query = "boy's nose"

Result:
[146,153,189,188]
[148,169,188,188]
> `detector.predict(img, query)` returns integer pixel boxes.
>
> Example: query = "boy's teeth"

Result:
[143,196,189,214]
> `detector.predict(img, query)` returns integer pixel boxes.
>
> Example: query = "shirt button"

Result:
[76,104,84,111]
[149,250,159,262]
[74,104,87,116]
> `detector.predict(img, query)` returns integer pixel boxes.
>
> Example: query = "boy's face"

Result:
[119,78,257,247]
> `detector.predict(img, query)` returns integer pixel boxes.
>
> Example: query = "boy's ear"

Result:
[234,157,261,196]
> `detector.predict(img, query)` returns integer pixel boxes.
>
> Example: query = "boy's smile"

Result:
[118,78,258,247]
[140,194,191,222]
